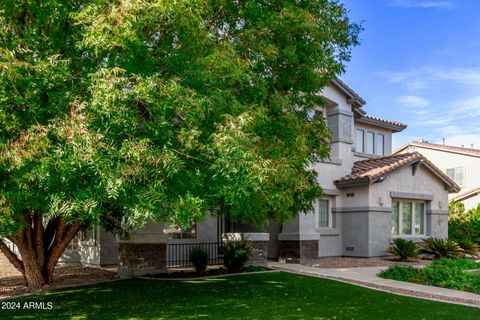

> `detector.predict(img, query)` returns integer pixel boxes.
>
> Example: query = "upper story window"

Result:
[355,129,364,153]
[366,131,374,154]
[376,134,385,156]
[446,167,465,187]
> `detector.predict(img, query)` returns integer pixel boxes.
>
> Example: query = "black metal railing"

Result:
[167,242,224,268]
[1,238,19,256]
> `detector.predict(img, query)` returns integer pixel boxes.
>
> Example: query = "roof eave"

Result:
[355,117,407,133]
[334,178,370,188]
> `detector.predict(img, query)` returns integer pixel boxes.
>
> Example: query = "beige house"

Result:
[395,141,480,210]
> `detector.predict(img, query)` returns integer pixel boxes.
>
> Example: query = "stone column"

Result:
[278,233,320,264]
[117,222,169,278]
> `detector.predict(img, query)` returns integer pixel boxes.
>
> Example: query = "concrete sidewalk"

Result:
[268,262,480,308]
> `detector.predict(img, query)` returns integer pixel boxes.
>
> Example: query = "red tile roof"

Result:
[401,141,480,158]
[335,152,460,192]
[331,78,366,105]
[362,115,407,129]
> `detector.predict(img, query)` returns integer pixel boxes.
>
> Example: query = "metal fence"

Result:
[1,238,19,256]
[166,242,224,268]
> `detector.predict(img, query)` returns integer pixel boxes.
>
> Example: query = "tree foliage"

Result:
[0,0,360,287]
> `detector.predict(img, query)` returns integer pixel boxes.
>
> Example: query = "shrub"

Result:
[379,258,480,294]
[448,201,480,244]
[418,237,463,259]
[457,239,480,258]
[189,247,209,274]
[385,238,419,261]
[223,240,252,271]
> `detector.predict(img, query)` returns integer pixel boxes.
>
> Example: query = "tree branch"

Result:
[0,238,24,274]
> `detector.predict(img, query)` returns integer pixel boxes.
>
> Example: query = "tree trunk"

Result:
[2,216,82,289]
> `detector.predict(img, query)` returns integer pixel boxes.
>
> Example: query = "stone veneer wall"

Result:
[247,240,268,267]
[118,243,166,278]
[279,240,319,263]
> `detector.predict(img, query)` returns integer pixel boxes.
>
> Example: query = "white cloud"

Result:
[377,67,480,91]
[397,95,431,108]
[390,0,455,9]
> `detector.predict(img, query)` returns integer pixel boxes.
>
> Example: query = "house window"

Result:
[317,199,335,228]
[376,134,385,156]
[446,167,465,186]
[164,223,197,239]
[366,131,374,154]
[355,129,364,153]
[391,200,426,236]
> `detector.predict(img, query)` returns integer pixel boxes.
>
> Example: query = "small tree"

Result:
[0,0,361,287]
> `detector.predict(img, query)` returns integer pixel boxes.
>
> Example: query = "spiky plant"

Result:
[419,238,464,259]
[385,238,419,261]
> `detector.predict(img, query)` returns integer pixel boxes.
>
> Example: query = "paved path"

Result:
[268,262,480,308]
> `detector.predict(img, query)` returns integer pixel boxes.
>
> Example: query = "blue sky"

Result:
[341,0,480,150]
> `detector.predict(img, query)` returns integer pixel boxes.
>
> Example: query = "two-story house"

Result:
[61,80,460,276]
[395,141,480,210]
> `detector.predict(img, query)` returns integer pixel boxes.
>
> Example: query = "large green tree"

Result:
[0,0,360,288]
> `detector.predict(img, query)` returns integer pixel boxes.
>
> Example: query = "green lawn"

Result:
[2,272,479,320]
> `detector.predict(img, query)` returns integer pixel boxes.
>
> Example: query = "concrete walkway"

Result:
[268,262,480,308]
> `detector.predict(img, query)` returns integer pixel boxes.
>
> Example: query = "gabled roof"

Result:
[355,115,407,133]
[331,78,366,106]
[335,152,460,193]
[395,141,480,158]
[453,187,480,202]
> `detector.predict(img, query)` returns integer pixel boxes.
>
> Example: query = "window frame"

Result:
[366,131,375,154]
[355,129,364,153]
[446,167,466,187]
[375,134,385,156]
[391,199,426,237]
[316,198,335,229]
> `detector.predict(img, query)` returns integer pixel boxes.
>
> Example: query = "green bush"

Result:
[189,246,209,274]
[379,258,480,294]
[448,201,480,244]
[418,237,463,259]
[385,238,419,261]
[223,240,252,271]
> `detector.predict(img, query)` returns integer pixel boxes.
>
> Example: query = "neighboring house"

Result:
[61,80,460,276]
[395,141,480,210]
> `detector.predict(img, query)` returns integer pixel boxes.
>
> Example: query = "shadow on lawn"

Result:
[2,272,479,320]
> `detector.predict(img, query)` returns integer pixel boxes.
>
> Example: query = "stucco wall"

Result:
[400,146,480,209]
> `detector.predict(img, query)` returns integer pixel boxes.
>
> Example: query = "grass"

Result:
[2,272,480,320]
[379,258,480,294]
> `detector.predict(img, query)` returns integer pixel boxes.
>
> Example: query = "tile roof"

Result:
[453,187,480,202]
[362,115,407,129]
[331,78,366,105]
[335,152,460,192]
[403,141,480,158]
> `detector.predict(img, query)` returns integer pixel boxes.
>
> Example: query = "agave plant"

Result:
[385,238,419,261]
[418,237,464,259]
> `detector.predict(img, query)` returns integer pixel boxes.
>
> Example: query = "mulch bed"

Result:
[0,252,118,299]
[310,257,430,269]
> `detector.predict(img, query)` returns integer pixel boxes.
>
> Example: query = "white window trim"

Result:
[356,129,364,153]
[316,198,333,229]
[376,133,385,156]
[391,199,427,238]
[446,166,466,187]
[366,131,375,155]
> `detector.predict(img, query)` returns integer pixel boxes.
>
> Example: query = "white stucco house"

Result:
[62,80,460,276]
[395,141,480,211]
